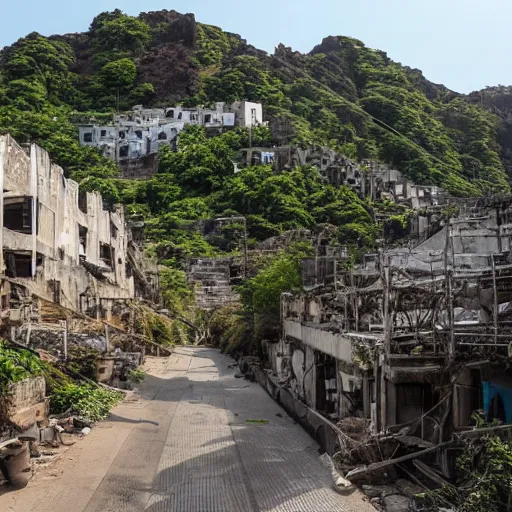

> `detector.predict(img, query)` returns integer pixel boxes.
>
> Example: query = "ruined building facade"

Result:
[0,135,157,324]
[266,199,512,474]
[78,101,264,179]
[239,146,445,209]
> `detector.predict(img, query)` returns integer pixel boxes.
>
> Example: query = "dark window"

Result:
[5,252,32,278]
[204,114,212,123]
[79,224,88,258]
[119,130,126,140]
[49,280,61,304]
[100,130,107,137]
[98,367,107,374]
[4,197,32,233]
[100,243,114,268]
[158,132,167,140]
[119,145,129,158]
[78,189,87,214]
[135,130,143,140]
[167,109,174,119]
[83,132,93,143]
[178,112,183,120]
[125,263,133,278]
[110,221,118,239]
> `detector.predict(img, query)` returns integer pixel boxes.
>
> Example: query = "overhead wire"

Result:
[268,52,467,177]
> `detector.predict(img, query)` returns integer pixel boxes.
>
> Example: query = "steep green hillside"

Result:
[1,9,508,197]
[0,8,510,353]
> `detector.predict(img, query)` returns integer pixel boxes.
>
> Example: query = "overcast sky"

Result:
[1,0,510,94]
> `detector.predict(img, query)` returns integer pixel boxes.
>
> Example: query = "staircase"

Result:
[186,258,240,310]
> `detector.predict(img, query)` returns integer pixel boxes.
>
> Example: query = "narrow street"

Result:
[0,347,374,512]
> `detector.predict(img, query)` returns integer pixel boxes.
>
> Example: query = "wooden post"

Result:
[383,253,391,354]
[104,323,110,354]
[354,292,359,332]
[344,293,348,331]
[447,271,455,361]
[63,318,68,361]
[444,219,455,360]
[243,217,248,279]
[381,252,391,431]
[492,255,498,345]
[25,324,32,347]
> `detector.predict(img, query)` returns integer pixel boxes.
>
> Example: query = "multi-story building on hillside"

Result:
[77,101,264,179]
[0,134,159,324]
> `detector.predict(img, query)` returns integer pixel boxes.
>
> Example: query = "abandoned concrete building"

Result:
[266,198,512,475]
[239,146,445,212]
[78,101,264,179]
[0,134,158,326]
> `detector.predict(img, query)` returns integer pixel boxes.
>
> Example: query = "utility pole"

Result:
[63,318,68,361]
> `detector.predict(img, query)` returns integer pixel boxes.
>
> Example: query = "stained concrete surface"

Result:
[0,347,375,512]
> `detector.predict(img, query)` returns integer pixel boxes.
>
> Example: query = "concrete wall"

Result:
[0,135,135,317]
[284,320,355,364]
[78,101,264,173]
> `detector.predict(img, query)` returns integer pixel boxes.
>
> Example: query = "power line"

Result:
[269,53,465,176]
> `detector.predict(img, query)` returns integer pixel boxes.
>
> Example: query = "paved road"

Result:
[0,347,374,512]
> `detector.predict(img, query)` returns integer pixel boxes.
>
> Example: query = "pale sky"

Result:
[1,0,510,94]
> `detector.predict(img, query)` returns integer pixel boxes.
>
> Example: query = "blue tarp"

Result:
[483,380,512,423]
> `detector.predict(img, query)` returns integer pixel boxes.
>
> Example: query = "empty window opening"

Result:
[167,109,174,119]
[251,152,262,166]
[158,132,167,140]
[5,252,33,278]
[204,114,212,123]
[178,112,183,120]
[315,352,338,415]
[100,129,107,137]
[98,367,107,374]
[110,221,118,239]
[119,130,126,140]
[78,189,88,214]
[119,145,129,158]
[49,280,61,304]
[125,263,133,278]
[4,197,32,233]
[135,130,143,140]
[83,132,93,143]
[100,243,114,268]
[78,225,88,259]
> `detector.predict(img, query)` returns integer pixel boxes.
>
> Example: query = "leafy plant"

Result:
[50,383,122,422]
[128,368,146,384]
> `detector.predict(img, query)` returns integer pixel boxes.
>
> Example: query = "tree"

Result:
[237,243,313,343]
[1,33,75,104]
[92,15,151,56]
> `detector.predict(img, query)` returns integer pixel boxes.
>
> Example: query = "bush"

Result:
[50,383,122,421]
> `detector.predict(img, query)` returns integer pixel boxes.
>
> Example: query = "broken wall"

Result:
[0,135,136,319]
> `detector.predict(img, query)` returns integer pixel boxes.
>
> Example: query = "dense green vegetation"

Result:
[420,435,512,512]
[1,9,509,199]
[209,242,313,355]
[0,9,510,357]
[0,342,122,421]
